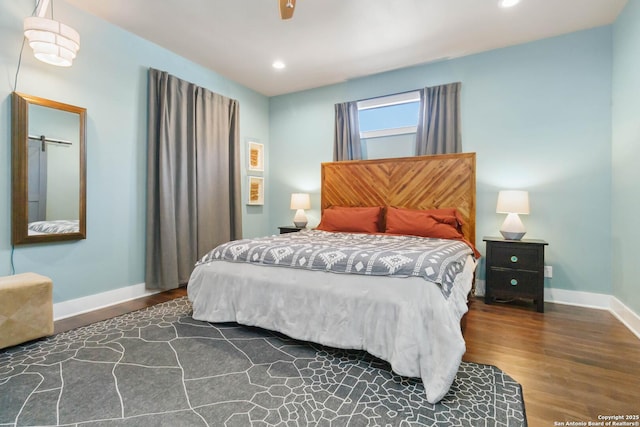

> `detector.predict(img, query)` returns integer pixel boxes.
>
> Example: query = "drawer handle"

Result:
[510,279,518,286]
[510,255,518,263]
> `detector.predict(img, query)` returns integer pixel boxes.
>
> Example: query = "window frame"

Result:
[357,90,420,140]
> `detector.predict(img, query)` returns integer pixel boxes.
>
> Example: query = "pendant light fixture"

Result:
[23,0,80,67]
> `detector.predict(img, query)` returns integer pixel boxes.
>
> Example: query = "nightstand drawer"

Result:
[488,268,539,295]
[489,245,541,271]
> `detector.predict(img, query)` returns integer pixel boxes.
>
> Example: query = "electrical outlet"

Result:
[544,265,553,278]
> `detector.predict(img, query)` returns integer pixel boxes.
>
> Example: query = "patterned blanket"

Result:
[197,230,473,298]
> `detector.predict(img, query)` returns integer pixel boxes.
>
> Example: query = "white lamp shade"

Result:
[24,16,80,67]
[496,190,529,214]
[290,193,311,210]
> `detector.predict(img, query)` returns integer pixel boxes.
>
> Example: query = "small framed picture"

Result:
[247,176,264,205]
[247,141,264,172]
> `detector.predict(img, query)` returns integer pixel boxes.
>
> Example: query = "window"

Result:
[357,91,420,159]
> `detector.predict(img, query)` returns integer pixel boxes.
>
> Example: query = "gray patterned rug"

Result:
[0,297,526,426]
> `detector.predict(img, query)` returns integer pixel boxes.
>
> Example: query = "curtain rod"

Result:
[352,88,421,107]
[348,81,462,106]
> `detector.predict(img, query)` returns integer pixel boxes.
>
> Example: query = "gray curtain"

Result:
[145,69,242,290]
[333,101,362,161]
[415,82,461,155]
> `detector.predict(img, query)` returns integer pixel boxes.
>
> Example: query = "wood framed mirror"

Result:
[12,92,86,244]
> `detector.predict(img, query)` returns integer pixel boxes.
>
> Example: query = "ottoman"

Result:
[0,273,53,349]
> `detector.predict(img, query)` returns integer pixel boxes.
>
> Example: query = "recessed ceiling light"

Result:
[272,60,286,70]
[499,0,520,7]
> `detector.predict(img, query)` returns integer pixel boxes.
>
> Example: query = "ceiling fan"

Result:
[279,0,296,20]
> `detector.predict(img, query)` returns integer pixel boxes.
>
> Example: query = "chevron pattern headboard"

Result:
[320,153,476,246]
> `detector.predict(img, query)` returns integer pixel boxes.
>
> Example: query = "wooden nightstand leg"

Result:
[536,298,544,313]
[484,291,493,305]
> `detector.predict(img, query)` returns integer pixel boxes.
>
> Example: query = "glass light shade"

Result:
[24,16,80,67]
[290,193,311,210]
[496,190,529,214]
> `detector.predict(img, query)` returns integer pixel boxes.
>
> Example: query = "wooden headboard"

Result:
[320,153,476,246]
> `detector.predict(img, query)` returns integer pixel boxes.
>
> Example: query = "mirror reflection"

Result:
[27,105,81,235]
[12,92,86,244]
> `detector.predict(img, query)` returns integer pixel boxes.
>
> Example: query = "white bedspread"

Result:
[187,254,476,404]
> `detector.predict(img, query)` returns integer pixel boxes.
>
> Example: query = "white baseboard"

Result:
[543,287,611,310]
[474,280,639,339]
[610,297,640,340]
[474,279,486,297]
[53,283,161,320]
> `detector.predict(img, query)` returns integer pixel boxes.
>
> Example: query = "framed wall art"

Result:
[247,176,264,205]
[247,141,264,172]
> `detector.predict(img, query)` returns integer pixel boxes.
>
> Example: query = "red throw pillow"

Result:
[385,207,464,239]
[316,206,382,233]
[418,208,465,230]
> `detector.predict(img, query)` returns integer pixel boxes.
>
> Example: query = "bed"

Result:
[188,153,477,404]
[27,219,80,235]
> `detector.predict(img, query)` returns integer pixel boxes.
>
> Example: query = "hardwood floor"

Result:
[54,289,640,426]
[53,288,188,334]
[463,299,640,426]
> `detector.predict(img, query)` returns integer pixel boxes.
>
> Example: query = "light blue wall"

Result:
[269,85,344,230]
[270,27,613,295]
[1,0,270,303]
[613,1,640,314]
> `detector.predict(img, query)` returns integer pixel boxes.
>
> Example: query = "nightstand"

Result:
[278,226,305,234]
[483,236,548,312]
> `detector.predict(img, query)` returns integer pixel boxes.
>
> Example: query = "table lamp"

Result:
[290,193,311,228]
[496,190,529,240]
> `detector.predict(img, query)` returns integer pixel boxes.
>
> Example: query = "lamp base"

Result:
[293,209,307,228]
[500,213,526,240]
[500,230,526,240]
